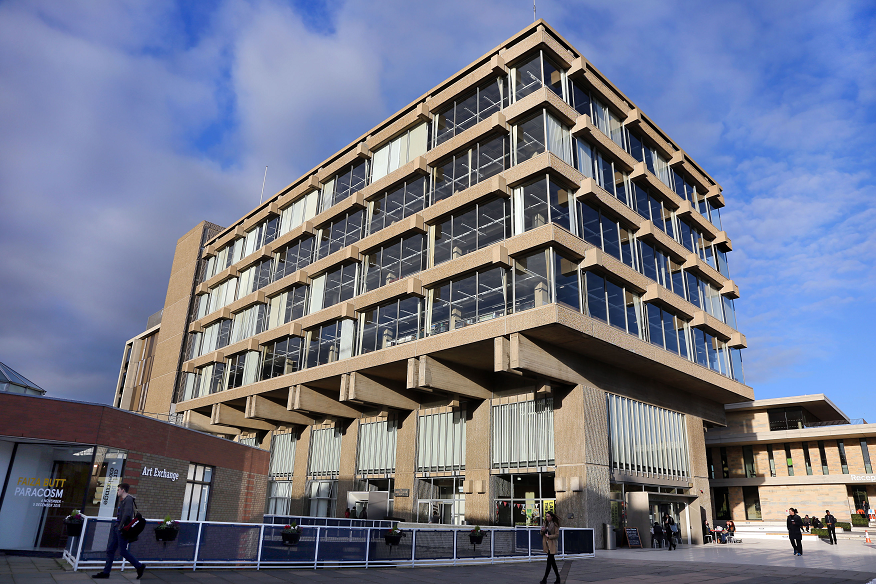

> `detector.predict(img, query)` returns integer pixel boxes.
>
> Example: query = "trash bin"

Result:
[604,523,616,550]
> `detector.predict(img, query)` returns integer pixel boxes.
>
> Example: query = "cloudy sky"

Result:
[1,0,874,421]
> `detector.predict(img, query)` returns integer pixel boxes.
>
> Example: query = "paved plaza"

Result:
[3,539,876,584]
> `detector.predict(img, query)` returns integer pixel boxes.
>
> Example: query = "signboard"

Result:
[393,489,410,497]
[625,527,642,548]
[97,457,124,517]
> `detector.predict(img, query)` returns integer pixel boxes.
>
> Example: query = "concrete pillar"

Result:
[552,385,587,530]
[336,419,360,518]
[392,410,418,522]
[687,416,712,544]
[290,425,312,515]
[464,399,492,526]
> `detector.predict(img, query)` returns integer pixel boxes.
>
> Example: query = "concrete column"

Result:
[687,416,712,544]
[552,385,587,530]
[392,410,418,522]
[582,385,610,548]
[464,399,492,526]
[336,419,360,518]
[290,425,312,515]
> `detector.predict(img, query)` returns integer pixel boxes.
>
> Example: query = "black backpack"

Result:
[121,499,146,542]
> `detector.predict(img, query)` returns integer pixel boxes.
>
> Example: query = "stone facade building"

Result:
[115,20,752,547]
[705,394,875,523]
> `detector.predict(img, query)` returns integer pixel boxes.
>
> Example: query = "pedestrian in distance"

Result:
[344,508,350,519]
[650,521,664,548]
[787,507,803,556]
[539,511,561,584]
[726,519,736,541]
[824,510,838,545]
[93,483,145,579]
[802,514,811,533]
[662,513,677,550]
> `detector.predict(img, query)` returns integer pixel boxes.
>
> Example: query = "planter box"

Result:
[384,533,402,546]
[281,531,301,546]
[155,528,179,542]
[64,520,83,538]
[469,532,485,545]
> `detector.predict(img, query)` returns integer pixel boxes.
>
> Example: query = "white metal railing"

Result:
[63,516,594,571]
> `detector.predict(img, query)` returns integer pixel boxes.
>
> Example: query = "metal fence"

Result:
[64,516,594,571]
[263,514,395,529]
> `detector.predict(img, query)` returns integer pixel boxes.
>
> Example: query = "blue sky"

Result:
[0,0,873,421]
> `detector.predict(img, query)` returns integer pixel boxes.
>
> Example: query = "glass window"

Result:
[583,272,642,336]
[305,319,356,367]
[742,486,762,520]
[569,78,591,116]
[513,250,550,313]
[182,464,213,521]
[784,443,794,476]
[838,440,849,474]
[427,268,508,335]
[720,447,729,479]
[553,252,580,311]
[714,487,730,521]
[261,336,304,380]
[368,177,428,235]
[861,440,873,474]
[432,134,509,204]
[767,444,776,477]
[434,77,509,146]
[818,441,829,474]
[432,198,510,266]
[362,233,426,293]
[514,112,545,164]
[371,123,428,183]
[743,445,757,478]
[542,55,564,98]
[274,236,314,281]
[802,442,813,475]
[315,209,365,260]
[316,263,358,311]
[359,297,422,354]
[513,53,543,101]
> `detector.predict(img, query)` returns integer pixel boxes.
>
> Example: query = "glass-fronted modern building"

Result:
[115,20,752,547]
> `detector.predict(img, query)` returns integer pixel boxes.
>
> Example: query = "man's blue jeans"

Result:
[102,526,142,573]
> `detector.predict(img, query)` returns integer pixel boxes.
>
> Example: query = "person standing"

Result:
[93,483,144,579]
[825,510,838,545]
[726,520,736,542]
[662,513,677,550]
[787,507,803,556]
[344,508,350,519]
[539,511,561,584]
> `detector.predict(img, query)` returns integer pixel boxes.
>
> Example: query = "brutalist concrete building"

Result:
[117,20,752,546]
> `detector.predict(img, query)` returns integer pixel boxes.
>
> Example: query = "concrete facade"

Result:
[117,21,752,547]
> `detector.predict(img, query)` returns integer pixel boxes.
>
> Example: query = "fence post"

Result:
[528,527,532,561]
[453,528,457,566]
[561,528,565,559]
[193,522,203,571]
[490,527,495,564]
[256,524,265,570]
[365,527,370,569]
[313,527,320,570]
[411,529,416,567]
[73,516,88,571]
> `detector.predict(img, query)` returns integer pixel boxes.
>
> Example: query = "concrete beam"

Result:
[246,394,314,426]
[289,384,361,419]
[342,372,419,410]
[413,355,492,400]
[182,410,240,436]
[509,332,582,385]
[211,402,275,431]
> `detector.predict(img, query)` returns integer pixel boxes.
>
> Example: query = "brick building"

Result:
[705,394,875,523]
[0,392,268,552]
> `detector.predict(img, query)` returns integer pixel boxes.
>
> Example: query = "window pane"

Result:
[455,91,478,134]
[542,56,564,97]
[430,284,451,335]
[396,297,421,344]
[514,251,550,312]
[478,267,507,321]
[515,113,545,163]
[520,177,549,232]
[477,134,508,181]
[586,273,606,322]
[554,253,580,311]
[451,274,477,329]
[549,179,571,231]
[514,54,542,100]
[479,198,508,248]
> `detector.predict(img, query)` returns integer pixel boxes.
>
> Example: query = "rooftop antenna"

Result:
[258,165,268,205]
[533,1,536,22]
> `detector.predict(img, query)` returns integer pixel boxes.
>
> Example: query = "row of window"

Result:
[709,439,874,479]
[182,246,744,403]
[199,53,722,293]
[194,176,734,341]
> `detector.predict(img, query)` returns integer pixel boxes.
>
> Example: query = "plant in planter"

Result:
[384,526,405,546]
[852,514,870,527]
[469,525,485,545]
[64,510,85,537]
[154,515,180,542]
[281,523,302,545]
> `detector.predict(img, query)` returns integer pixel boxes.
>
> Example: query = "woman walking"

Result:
[662,513,677,550]
[540,511,561,584]
[787,507,803,556]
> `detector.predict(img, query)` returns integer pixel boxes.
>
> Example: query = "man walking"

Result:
[787,508,803,556]
[825,510,838,545]
[93,483,144,579]
[662,513,677,550]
